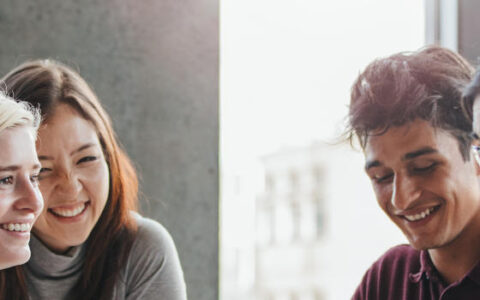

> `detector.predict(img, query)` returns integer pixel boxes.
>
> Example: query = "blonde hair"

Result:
[0,90,40,136]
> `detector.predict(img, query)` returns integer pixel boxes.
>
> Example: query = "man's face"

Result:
[364,119,480,250]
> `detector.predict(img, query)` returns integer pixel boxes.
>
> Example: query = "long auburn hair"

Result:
[0,59,139,300]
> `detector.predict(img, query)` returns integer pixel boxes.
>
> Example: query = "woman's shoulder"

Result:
[121,212,186,299]
[129,211,177,256]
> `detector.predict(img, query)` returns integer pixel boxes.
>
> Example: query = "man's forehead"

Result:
[365,121,433,146]
[364,120,449,163]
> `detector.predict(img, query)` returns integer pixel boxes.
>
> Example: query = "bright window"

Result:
[220,1,425,299]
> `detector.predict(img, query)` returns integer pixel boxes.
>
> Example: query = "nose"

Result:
[14,177,44,213]
[391,174,421,211]
[57,171,82,197]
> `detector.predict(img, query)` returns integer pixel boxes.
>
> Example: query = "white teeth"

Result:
[405,207,435,222]
[51,203,86,217]
[2,223,31,232]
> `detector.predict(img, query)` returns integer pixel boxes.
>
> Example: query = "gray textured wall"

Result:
[458,0,480,64]
[0,1,218,299]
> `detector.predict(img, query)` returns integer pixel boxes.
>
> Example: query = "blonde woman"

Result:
[0,91,43,275]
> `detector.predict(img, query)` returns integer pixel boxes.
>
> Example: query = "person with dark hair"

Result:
[462,68,480,140]
[347,46,480,299]
[0,59,187,300]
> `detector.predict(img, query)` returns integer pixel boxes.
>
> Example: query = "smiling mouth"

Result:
[0,223,31,232]
[49,201,90,218]
[402,205,440,222]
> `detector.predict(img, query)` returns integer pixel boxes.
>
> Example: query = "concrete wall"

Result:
[0,1,218,299]
[459,0,480,64]
[424,0,480,64]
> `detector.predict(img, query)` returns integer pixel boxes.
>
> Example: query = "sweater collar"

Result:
[26,233,85,278]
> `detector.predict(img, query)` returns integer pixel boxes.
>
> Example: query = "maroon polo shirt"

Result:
[352,244,480,300]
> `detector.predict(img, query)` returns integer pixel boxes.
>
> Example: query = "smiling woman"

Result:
[0,92,43,288]
[33,103,111,253]
[0,60,187,300]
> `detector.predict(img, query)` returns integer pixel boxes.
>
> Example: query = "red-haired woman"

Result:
[0,59,187,300]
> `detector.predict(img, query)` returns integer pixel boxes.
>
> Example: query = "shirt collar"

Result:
[409,250,443,284]
[409,250,480,286]
[466,259,480,285]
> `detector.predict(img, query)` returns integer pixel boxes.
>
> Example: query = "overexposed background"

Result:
[220,1,424,299]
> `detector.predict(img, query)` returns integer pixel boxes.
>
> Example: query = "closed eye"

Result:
[38,168,52,180]
[373,173,393,184]
[39,168,52,173]
[30,174,40,186]
[412,162,437,173]
[77,156,98,164]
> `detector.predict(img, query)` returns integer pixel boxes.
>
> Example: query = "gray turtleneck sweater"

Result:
[25,213,187,300]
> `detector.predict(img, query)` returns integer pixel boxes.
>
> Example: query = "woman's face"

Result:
[34,104,110,253]
[0,126,43,269]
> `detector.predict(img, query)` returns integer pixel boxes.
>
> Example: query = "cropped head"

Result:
[1,59,138,252]
[0,91,43,269]
[0,93,40,135]
[462,68,480,138]
[347,46,480,251]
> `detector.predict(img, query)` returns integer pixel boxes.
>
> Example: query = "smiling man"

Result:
[348,46,480,299]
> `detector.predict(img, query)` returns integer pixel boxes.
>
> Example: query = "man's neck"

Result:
[429,215,480,284]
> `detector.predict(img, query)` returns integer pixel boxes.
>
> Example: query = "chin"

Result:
[407,237,441,251]
[65,232,92,247]
[409,243,429,251]
[0,250,30,269]
[406,236,428,250]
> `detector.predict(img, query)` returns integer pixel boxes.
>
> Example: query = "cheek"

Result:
[437,166,475,197]
[0,200,11,219]
[374,185,392,211]
[38,179,56,208]
[33,189,44,216]
[85,162,110,206]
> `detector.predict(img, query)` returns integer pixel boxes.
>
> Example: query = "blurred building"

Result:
[255,143,329,300]
[221,139,408,300]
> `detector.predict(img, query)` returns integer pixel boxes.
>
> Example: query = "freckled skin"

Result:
[33,104,110,253]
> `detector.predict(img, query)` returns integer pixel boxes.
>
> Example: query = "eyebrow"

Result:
[365,147,438,171]
[0,163,41,172]
[403,147,437,160]
[70,143,96,156]
[38,143,97,161]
